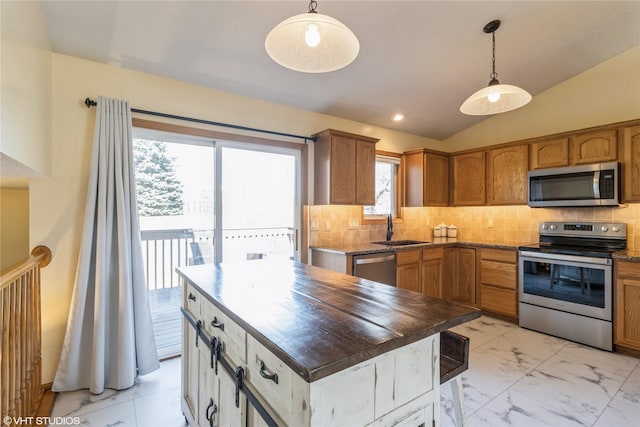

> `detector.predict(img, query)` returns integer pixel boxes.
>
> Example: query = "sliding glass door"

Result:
[133,128,302,357]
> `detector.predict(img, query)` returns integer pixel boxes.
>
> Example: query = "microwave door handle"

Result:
[593,170,601,198]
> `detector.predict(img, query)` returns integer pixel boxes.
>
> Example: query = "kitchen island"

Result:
[177,259,480,427]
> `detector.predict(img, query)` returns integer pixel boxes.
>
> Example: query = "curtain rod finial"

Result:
[84,98,97,108]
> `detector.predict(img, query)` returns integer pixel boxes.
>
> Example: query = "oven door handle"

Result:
[519,251,612,266]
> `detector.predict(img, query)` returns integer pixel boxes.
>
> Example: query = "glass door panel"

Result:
[218,145,299,263]
[133,131,214,358]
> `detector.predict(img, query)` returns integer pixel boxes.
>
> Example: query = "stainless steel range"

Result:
[518,222,626,351]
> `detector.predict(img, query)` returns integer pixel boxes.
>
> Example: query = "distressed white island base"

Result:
[178,260,478,427]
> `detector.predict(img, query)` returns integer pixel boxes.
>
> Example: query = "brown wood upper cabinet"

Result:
[529,138,569,169]
[621,125,640,202]
[314,129,379,205]
[487,145,528,205]
[404,150,449,206]
[451,152,486,206]
[569,129,618,165]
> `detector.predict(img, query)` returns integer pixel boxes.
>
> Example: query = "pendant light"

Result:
[460,20,531,115]
[265,0,359,73]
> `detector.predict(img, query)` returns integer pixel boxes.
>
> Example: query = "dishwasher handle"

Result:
[354,254,395,265]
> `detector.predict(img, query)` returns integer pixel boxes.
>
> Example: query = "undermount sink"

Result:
[372,240,429,246]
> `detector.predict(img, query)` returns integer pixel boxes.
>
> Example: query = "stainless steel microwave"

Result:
[528,162,620,207]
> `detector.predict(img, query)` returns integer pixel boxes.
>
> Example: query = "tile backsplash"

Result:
[308,203,639,250]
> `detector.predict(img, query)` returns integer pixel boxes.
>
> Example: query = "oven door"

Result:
[519,251,612,321]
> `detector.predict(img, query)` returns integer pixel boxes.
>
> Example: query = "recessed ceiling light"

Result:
[393,114,404,122]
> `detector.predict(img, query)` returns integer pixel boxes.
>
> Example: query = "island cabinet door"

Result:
[215,367,247,427]
[182,284,202,425]
[197,348,218,427]
[182,321,200,425]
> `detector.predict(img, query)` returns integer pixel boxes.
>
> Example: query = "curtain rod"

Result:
[84,98,316,143]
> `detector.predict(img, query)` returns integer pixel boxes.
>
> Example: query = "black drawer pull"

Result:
[259,360,279,384]
[188,293,197,301]
[205,398,218,427]
[210,317,225,331]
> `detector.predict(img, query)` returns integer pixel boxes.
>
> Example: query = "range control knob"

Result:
[550,224,557,230]
[601,225,609,232]
[612,226,621,232]
[541,224,549,230]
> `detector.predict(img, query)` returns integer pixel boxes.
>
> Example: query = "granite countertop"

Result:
[613,249,640,262]
[176,260,480,383]
[311,237,535,256]
[310,240,640,262]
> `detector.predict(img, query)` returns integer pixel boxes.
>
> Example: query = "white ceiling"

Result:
[31,1,640,140]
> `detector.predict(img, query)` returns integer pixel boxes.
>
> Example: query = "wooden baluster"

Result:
[0,246,51,423]
[1,285,9,417]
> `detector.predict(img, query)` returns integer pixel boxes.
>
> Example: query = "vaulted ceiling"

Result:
[22,1,640,140]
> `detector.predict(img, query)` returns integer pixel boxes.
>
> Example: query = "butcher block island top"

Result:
[176,259,480,382]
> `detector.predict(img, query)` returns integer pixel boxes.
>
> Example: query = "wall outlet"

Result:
[487,217,494,228]
[324,221,331,231]
[311,221,319,231]
[348,220,359,230]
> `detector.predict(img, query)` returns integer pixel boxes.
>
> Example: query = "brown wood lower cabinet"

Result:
[478,248,518,319]
[313,245,523,320]
[615,260,640,351]
[440,248,476,305]
[421,248,444,298]
[396,249,421,292]
[455,248,477,304]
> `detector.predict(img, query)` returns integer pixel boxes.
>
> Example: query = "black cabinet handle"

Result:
[259,360,279,384]
[210,316,225,331]
[205,398,217,427]
[188,293,196,301]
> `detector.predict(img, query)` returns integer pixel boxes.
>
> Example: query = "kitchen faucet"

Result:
[386,213,393,241]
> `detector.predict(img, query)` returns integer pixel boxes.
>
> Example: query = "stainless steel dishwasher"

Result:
[352,252,396,286]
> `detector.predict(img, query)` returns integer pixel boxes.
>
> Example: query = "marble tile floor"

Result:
[50,357,187,427]
[442,316,640,427]
[50,316,640,427]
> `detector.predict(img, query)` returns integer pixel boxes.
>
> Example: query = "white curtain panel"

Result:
[53,97,159,393]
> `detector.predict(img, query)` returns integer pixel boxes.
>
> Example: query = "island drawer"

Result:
[185,283,201,316]
[201,300,247,365]
[246,334,295,423]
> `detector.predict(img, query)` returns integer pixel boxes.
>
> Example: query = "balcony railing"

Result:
[141,227,294,357]
[140,227,294,290]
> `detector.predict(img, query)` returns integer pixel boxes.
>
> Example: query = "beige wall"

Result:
[0,2,52,176]
[443,45,640,152]
[0,189,29,270]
